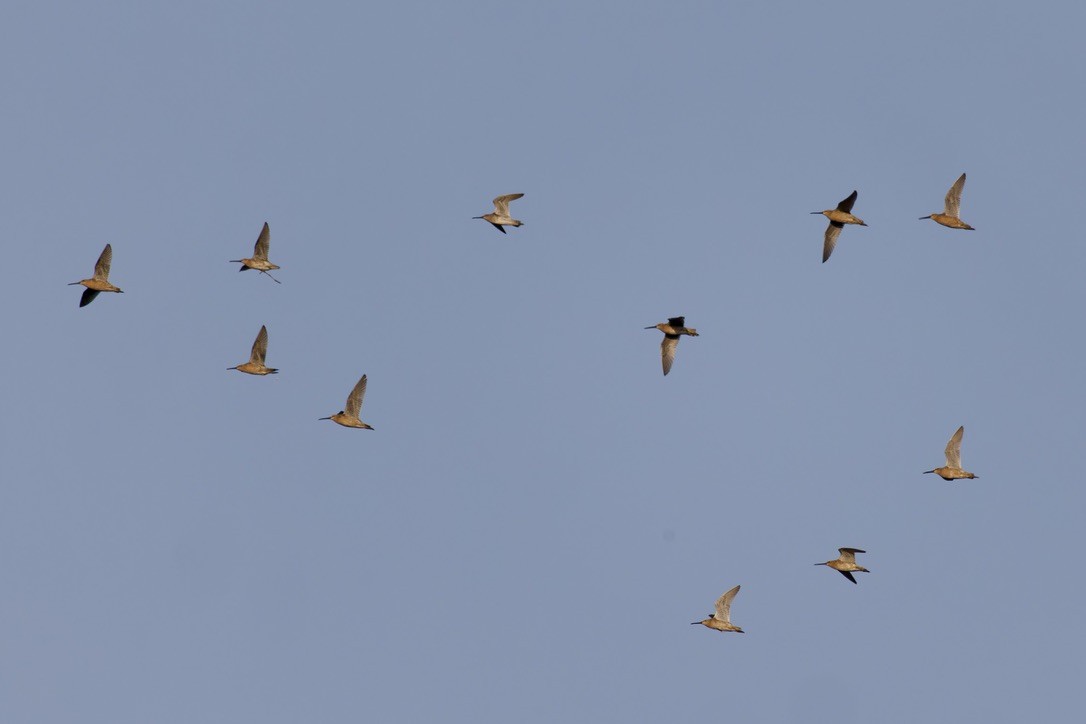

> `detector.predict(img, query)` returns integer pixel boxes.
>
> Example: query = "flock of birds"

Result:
[682,173,979,634]
[68,183,982,637]
[814,172,973,263]
[696,420,978,632]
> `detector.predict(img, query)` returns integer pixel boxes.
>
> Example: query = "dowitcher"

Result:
[69,243,123,307]
[230,222,281,282]
[320,374,374,429]
[924,425,978,480]
[920,173,974,230]
[816,548,869,584]
[228,325,278,375]
[473,193,524,234]
[645,317,698,376]
[691,585,744,634]
[812,190,867,263]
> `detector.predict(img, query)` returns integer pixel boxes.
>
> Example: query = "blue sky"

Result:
[2,2,1085,722]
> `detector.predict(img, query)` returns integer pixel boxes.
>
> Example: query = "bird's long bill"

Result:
[690,621,701,625]
[471,216,483,219]
[809,211,823,215]
[318,416,332,420]
[644,326,656,329]
[922,469,935,474]
[67,281,81,285]
[918,215,931,220]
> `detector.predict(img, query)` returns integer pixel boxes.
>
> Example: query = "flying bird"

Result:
[815,547,870,584]
[227,325,279,375]
[320,374,374,429]
[69,243,123,307]
[812,190,867,263]
[691,585,744,633]
[924,425,978,480]
[474,193,524,234]
[919,173,974,230]
[230,222,281,282]
[645,317,699,376]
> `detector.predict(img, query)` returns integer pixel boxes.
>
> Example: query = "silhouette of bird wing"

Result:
[79,288,100,307]
[836,190,858,214]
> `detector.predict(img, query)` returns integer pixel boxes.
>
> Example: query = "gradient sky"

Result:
[3,2,1085,722]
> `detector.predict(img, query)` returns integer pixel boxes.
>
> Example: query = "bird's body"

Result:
[228,325,278,375]
[69,243,123,307]
[924,425,978,480]
[812,190,867,263]
[474,193,524,233]
[692,585,744,633]
[816,547,869,584]
[230,222,281,282]
[645,316,699,376]
[320,374,374,429]
[920,173,974,230]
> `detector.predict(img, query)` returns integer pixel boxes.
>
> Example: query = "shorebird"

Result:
[69,243,123,307]
[816,548,869,584]
[473,193,524,233]
[227,325,278,375]
[920,173,974,230]
[924,425,978,480]
[691,585,744,633]
[812,190,867,263]
[320,374,374,429]
[230,222,281,282]
[645,317,699,376]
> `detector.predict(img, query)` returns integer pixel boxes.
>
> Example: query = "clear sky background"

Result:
[2,2,1084,722]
